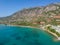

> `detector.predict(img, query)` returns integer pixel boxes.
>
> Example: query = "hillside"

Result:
[0,3,60,26]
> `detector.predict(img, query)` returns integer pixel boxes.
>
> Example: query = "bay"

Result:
[0,25,60,45]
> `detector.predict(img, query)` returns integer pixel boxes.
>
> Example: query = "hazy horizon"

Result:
[0,0,60,17]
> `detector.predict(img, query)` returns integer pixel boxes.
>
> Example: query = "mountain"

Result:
[0,3,60,26]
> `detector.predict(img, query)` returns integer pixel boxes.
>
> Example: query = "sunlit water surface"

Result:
[0,25,60,45]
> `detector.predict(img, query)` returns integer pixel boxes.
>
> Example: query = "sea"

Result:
[0,25,60,45]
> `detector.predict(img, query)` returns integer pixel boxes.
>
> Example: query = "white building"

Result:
[52,26,60,33]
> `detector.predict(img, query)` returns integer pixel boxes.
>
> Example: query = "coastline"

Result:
[6,24,41,29]
[43,28,60,41]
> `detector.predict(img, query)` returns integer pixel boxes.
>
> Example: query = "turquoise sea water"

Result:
[0,25,60,45]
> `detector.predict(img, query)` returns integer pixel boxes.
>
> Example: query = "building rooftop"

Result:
[53,15,60,19]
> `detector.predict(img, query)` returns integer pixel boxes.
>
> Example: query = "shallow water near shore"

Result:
[0,25,60,45]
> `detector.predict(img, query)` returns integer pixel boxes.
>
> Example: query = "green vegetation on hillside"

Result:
[47,26,60,37]
[0,3,60,26]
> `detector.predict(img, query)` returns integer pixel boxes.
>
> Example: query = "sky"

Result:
[0,0,60,17]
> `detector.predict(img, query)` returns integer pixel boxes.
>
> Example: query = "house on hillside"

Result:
[39,21,45,25]
[53,15,60,24]
[47,18,52,23]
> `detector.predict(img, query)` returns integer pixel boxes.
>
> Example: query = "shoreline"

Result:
[6,24,40,29]
[43,28,60,41]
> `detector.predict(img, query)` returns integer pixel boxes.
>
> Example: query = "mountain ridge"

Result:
[0,3,60,26]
